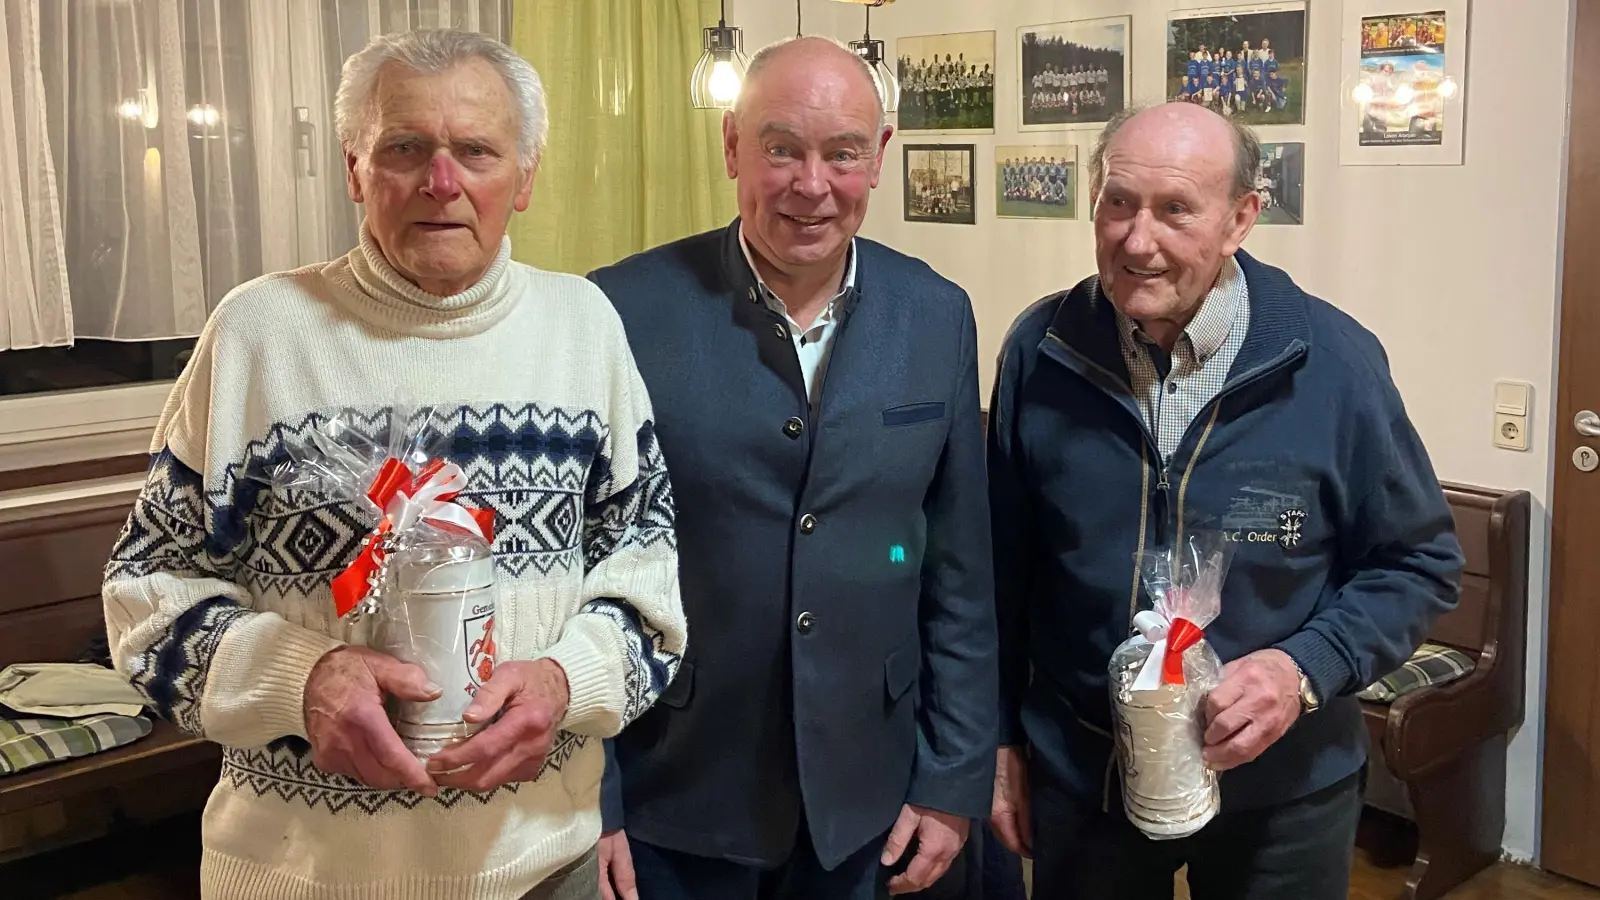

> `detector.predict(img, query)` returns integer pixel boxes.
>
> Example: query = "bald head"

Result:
[734,36,886,132]
[1089,102,1260,203]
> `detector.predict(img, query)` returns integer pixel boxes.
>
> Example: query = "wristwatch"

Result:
[1291,658,1320,713]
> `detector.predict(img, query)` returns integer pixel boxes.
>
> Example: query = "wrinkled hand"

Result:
[598,829,638,900]
[1202,648,1302,771]
[881,804,969,895]
[989,746,1033,858]
[426,659,569,793]
[304,645,441,796]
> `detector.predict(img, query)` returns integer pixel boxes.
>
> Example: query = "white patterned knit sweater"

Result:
[101,228,686,900]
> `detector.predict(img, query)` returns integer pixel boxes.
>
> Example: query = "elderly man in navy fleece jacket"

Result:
[986,101,1463,899]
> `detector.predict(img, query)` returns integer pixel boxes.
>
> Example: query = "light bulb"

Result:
[1439,77,1458,99]
[1352,83,1374,104]
[1393,85,1415,106]
[117,100,143,121]
[188,104,219,127]
[708,60,742,104]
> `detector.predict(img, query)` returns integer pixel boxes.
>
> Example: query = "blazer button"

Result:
[773,323,787,340]
[796,611,816,634]
[783,417,804,439]
[799,513,817,534]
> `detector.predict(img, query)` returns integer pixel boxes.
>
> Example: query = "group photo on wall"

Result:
[1017,16,1130,130]
[895,30,996,132]
[1167,1,1309,126]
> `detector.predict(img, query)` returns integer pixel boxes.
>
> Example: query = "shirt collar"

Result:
[738,227,857,317]
[1115,255,1245,363]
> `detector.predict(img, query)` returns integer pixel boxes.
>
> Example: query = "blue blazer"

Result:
[587,220,998,868]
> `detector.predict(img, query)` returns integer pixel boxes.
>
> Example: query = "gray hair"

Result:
[1087,102,1260,203]
[334,28,547,169]
[735,35,888,134]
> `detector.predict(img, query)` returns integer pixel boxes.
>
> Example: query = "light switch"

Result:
[1493,380,1532,451]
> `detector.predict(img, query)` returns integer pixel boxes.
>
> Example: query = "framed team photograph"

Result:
[1167,2,1308,126]
[1018,16,1130,131]
[903,144,976,225]
[997,145,1078,220]
[1255,142,1305,224]
[1339,0,1468,165]
[895,31,996,133]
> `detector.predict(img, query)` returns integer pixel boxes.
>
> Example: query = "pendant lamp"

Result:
[848,3,899,113]
[691,0,749,109]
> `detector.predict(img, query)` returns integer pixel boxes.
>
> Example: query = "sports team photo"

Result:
[1357,12,1449,145]
[1167,2,1308,126]
[903,144,976,225]
[1255,142,1304,225]
[1018,17,1129,130]
[997,145,1078,220]
[895,31,996,132]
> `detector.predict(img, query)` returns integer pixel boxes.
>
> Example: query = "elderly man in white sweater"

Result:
[100,28,685,900]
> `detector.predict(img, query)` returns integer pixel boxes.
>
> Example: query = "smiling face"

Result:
[1092,104,1259,338]
[345,57,534,296]
[723,39,890,279]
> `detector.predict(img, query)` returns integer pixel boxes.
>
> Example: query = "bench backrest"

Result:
[0,497,135,669]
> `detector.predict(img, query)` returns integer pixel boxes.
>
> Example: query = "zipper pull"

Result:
[1156,466,1171,492]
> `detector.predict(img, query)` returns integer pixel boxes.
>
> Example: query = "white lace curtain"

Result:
[0,0,508,353]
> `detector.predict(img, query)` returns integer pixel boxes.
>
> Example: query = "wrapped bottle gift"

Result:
[264,406,499,762]
[1108,532,1233,840]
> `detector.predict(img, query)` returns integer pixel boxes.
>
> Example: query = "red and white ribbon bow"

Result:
[331,457,495,618]
[1130,606,1206,692]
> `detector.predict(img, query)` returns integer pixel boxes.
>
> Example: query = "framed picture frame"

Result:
[1167,1,1309,127]
[903,144,977,225]
[1338,0,1468,165]
[894,31,997,133]
[996,145,1079,220]
[1017,16,1131,132]
[1256,142,1305,224]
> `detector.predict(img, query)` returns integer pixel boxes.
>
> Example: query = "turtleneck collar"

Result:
[327,221,519,338]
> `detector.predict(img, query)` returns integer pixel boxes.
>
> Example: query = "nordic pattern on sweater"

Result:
[107,401,679,798]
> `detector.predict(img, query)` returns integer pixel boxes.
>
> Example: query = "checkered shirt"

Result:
[1114,257,1251,462]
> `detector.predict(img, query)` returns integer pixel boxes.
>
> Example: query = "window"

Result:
[0,0,509,469]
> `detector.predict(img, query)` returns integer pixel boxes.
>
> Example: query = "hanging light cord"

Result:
[719,0,727,27]
[796,0,802,36]
[865,6,872,40]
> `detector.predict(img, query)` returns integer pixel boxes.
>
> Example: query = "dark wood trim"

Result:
[0,455,147,493]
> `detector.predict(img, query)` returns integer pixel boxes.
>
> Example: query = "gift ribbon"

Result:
[1130,608,1205,692]
[331,458,496,618]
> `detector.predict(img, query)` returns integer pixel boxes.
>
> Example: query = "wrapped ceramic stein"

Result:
[1108,532,1233,840]
[264,406,500,762]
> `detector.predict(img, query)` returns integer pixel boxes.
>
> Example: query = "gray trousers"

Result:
[520,847,600,900]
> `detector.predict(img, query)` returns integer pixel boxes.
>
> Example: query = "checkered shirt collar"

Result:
[1115,255,1246,363]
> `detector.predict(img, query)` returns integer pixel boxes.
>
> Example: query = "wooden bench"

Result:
[1359,482,1532,900]
[0,491,219,863]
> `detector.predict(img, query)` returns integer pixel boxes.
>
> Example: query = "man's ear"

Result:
[1222,190,1262,256]
[513,160,537,213]
[722,110,739,180]
[345,150,364,203]
[868,124,895,190]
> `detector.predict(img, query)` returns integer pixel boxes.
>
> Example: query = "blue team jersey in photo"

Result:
[1267,58,1280,75]
[1187,59,1201,78]
[1201,59,1213,77]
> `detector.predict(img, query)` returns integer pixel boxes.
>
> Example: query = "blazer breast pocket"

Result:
[881,401,946,428]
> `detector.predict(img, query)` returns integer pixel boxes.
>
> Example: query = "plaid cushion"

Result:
[0,713,153,776]
[1356,642,1476,703]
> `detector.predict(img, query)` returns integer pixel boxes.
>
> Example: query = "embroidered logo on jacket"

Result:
[1278,508,1307,549]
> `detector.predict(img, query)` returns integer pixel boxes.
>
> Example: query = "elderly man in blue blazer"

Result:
[585,34,996,900]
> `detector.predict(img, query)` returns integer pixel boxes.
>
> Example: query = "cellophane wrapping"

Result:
[1108,532,1234,839]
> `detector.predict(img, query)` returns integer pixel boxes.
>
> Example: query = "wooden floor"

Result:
[2,811,1597,899]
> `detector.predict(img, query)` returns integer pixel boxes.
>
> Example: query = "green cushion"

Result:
[1357,642,1476,703]
[0,712,154,776]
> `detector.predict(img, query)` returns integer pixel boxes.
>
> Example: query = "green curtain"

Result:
[508,0,737,275]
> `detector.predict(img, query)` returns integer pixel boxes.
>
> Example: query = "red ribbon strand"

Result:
[1161,617,1205,685]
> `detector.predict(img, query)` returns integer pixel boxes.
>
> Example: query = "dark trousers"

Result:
[630,818,978,900]
[1031,764,1365,900]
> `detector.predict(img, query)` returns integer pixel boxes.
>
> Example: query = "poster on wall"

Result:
[1167,2,1308,126]
[1255,142,1304,225]
[1339,0,1467,165]
[895,31,996,133]
[997,145,1079,220]
[904,144,976,225]
[1017,17,1130,131]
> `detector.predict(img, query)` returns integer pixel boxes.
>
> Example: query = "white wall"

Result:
[731,0,1569,862]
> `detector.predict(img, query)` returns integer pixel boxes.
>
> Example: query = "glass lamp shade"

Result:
[692,25,749,109]
[849,37,899,113]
